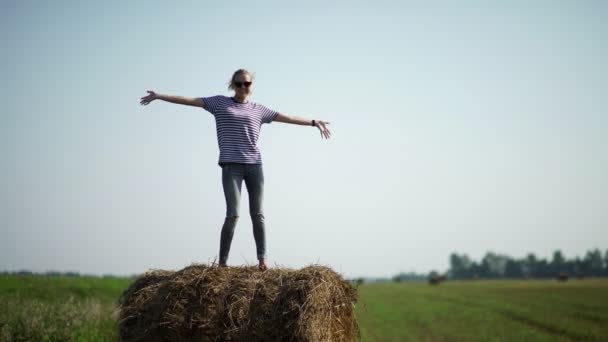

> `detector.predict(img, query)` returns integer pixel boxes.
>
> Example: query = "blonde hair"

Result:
[228,69,255,91]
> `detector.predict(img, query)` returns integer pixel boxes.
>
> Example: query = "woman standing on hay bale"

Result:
[139,69,331,270]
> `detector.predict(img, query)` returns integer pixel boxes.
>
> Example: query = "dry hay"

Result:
[118,264,358,342]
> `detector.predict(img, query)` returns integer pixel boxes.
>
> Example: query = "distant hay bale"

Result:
[428,272,446,286]
[556,272,569,282]
[118,264,358,342]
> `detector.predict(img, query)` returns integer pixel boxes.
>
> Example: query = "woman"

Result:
[140,69,331,270]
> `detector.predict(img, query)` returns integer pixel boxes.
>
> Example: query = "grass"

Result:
[0,275,132,341]
[1,275,607,341]
[355,279,608,341]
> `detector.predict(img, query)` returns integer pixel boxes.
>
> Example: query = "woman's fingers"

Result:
[318,126,331,139]
[140,91,156,105]
[140,91,157,105]
[314,121,331,139]
[320,121,331,139]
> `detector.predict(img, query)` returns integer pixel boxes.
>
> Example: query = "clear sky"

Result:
[1,0,607,279]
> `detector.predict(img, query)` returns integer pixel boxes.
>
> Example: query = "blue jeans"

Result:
[219,163,266,263]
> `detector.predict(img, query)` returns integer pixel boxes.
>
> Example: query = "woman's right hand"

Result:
[140,90,158,105]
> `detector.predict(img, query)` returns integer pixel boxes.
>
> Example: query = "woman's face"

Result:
[233,73,253,97]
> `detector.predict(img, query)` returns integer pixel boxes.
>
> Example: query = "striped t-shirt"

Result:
[202,95,279,166]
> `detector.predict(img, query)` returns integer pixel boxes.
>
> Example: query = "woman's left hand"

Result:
[316,120,331,139]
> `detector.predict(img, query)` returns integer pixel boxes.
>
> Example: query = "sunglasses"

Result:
[234,81,252,88]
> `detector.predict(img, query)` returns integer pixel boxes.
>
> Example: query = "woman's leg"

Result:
[219,163,244,266]
[244,164,267,269]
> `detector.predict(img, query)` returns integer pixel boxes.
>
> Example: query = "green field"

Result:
[357,279,608,341]
[0,275,131,341]
[1,275,607,341]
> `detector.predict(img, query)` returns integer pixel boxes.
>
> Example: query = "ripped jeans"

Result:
[219,163,266,264]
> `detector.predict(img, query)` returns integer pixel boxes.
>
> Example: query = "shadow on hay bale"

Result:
[118,264,358,342]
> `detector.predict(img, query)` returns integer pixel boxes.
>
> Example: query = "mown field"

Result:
[357,279,608,341]
[1,275,607,341]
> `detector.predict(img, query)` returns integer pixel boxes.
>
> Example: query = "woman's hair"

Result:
[228,69,255,91]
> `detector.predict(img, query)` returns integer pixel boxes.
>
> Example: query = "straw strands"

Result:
[118,264,358,341]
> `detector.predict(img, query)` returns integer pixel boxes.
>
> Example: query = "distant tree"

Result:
[481,252,509,278]
[604,249,608,276]
[447,249,607,280]
[449,253,461,278]
[449,253,473,279]
[563,258,575,276]
[393,272,426,282]
[551,250,567,275]
[524,253,537,277]
[470,261,482,279]
[579,255,592,277]
[585,249,603,277]
[572,256,584,278]
[536,259,551,278]
[504,258,523,278]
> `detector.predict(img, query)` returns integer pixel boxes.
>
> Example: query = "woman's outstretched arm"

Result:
[275,112,331,139]
[140,90,204,108]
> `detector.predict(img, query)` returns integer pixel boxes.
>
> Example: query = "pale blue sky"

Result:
[1,0,607,278]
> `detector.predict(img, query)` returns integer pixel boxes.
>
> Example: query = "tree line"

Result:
[0,270,129,278]
[449,248,608,279]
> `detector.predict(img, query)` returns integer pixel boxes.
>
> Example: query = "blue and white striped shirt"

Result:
[202,95,278,166]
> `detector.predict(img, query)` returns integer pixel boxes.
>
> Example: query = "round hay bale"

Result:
[118,264,358,342]
[428,271,441,285]
[556,272,569,282]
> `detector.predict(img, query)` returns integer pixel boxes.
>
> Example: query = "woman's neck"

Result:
[233,94,249,103]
